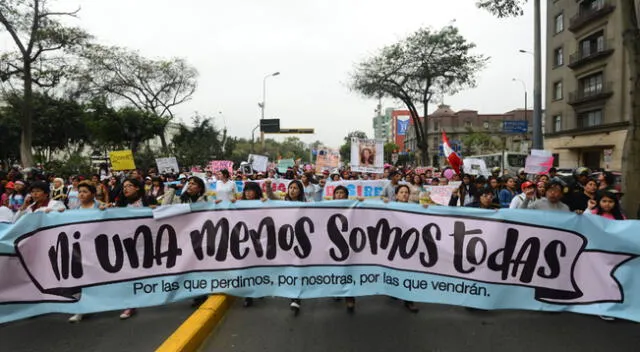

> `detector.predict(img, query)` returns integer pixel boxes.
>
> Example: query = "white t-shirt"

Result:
[215,180,237,201]
[0,206,14,223]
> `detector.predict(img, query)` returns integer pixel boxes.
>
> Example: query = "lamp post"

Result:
[260,71,280,151]
[511,78,528,116]
[518,1,543,150]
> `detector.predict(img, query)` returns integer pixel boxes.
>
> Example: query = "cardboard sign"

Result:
[209,160,234,174]
[462,158,490,176]
[155,157,179,174]
[248,154,269,173]
[109,150,136,171]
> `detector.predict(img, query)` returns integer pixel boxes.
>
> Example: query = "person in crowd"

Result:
[509,181,536,209]
[535,181,546,199]
[265,179,306,314]
[114,178,157,319]
[408,173,425,203]
[1,181,13,207]
[66,176,81,209]
[91,174,109,204]
[50,178,67,202]
[537,174,550,184]
[147,176,165,202]
[598,171,616,192]
[239,181,265,308]
[8,180,28,212]
[107,176,121,204]
[498,177,517,208]
[0,202,13,223]
[388,184,420,313]
[449,174,477,207]
[439,178,449,186]
[564,167,590,211]
[430,177,440,186]
[519,180,570,212]
[74,181,104,210]
[163,176,208,205]
[571,178,598,214]
[516,168,527,188]
[301,172,320,202]
[381,170,402,202]
[144,177,153,193]
[332,185,357,312]
[15,181,66,219]
[314,178,327,202]
[215,169,237,202]
[487,176,501,207]
[472,187,501,210]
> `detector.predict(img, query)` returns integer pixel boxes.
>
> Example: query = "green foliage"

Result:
[460,128,503,155]
[44,152,92,179]
[171,116,223,168]
[350,25,487,164]
[0,105,21,162]
[475,0,527,17]
[384,142,400,163]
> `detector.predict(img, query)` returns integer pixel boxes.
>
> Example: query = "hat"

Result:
[178,174,186,180]
[322,170,330,175]
[5,182,15,189]
[14,180,25,186]
[520,181,534,191]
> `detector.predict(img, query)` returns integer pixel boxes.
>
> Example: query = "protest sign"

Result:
[209,160,234,174]
[525,155,555,175]
[422,185,459,205]
[322,180,389,200]
[155,157,179,174]
[248,154,269,172]
[0,203,639,324]
[315,149,341,174]
[203,179,291,199]
[350,138,384,173]
[109,150,135,171]
[277,159,295,174]
[463,158,490,176]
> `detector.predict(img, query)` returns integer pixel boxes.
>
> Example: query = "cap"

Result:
[177,174,186,180]
[575,167,590,176]
[518,168,526,175]
[5,182,15,189]
[520,181,534,191]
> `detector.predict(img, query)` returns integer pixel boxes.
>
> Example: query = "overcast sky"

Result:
[13,0,545,148]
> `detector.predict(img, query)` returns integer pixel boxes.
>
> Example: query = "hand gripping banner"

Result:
[0,202,638,323]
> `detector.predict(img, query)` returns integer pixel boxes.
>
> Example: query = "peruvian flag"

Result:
[442,131,463,175]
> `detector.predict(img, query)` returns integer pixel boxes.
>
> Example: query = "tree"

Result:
[477,0,639,217]
[384,142,400,164]
[339,131,368,162]
[171,116,223,168]
[1,91,88,162]
[0,0,90,166]
[78,45,198,150]
[460,129,503,155]
[83,99,165,154]
[350,26,487,166]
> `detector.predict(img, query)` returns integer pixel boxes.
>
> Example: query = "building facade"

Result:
[372,107,394,142]
[545,0,632,171]
[404,105,533,167]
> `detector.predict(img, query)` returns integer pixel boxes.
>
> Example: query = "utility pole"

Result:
[533,0,543,150]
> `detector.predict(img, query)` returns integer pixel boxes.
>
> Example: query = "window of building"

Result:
[577,109,603,128]
[465,121,472,128]
[581,0,605,13]
[580,31,605,58]
[553,115,562,132]
[554,46,563,66]
[483,121,489,129]
[553,81,563,100]
[433,137,438,148]
[554,13,564,34]
[579,72,603,97]
[433,121,440,131]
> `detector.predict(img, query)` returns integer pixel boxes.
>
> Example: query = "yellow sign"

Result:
[109,150,136,171]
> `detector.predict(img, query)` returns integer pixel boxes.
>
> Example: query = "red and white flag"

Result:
[442,131,462,175]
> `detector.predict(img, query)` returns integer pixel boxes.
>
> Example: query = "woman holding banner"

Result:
[265,179,307,314]
[114,178,158,319]
[163,176,208,205]
[215,169,237,202]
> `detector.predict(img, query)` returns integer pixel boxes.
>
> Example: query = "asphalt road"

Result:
[203,296,640,352]
[0,302,195,352]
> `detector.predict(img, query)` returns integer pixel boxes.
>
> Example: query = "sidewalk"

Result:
[202,296,640,352]
[0,302,195,352]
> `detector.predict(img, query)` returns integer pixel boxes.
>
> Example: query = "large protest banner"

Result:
[322,180,389,200]
[1,202,639,324]
[315,149,341,174]
[350,138,384,173]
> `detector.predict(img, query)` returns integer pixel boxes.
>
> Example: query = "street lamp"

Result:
[512,78,528,114]
[260,71,280,151]
[519,22,543,151]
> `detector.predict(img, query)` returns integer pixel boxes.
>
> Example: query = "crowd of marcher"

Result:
[0,163,630,321]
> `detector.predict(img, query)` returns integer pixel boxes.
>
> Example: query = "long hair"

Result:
[180,177,206,203]
[116,178,145,207]
[285,180,306,202]
[595,190,625,220]
[242,182,263,200]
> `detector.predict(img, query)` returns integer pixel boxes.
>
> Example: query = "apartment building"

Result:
[545,0,632,171]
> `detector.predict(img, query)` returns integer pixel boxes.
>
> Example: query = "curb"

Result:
[156,295,234,352]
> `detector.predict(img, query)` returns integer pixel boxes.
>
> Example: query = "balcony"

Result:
[569,1,616,32]
[568,82,613,106]
[568,40,615,69]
